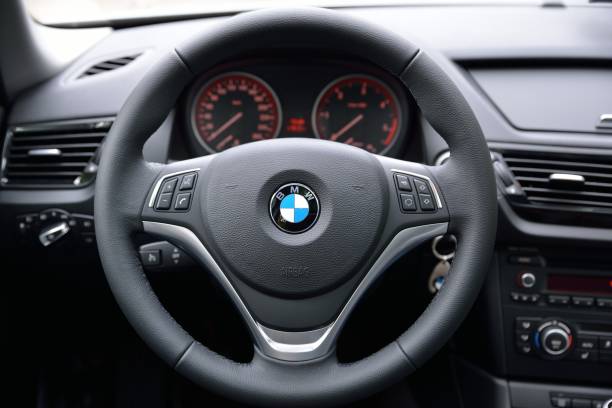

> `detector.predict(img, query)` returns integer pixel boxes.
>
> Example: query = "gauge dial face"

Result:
[313,75,401,154]
[191,72,282,153]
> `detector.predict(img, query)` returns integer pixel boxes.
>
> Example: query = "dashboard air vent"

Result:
[78,54,141,78]
[1,119,113,188]
[502,151,612,211]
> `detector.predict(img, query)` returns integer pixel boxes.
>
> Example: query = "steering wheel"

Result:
[94,7,496,407]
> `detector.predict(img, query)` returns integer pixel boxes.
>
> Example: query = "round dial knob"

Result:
[536,321,573,357]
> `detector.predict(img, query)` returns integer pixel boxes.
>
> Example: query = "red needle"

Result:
[207,112,243,142]
[330,113,364,141]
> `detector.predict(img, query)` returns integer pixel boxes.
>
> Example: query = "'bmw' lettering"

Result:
[269,183,320,233]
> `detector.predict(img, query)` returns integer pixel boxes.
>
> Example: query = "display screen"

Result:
[548,274,612,294]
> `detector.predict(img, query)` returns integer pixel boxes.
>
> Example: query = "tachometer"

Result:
[191,72,282,153]
[313,75,401,154]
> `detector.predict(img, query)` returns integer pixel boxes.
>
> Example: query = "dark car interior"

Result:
[2,0,612,407]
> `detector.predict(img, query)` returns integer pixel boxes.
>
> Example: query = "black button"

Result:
[516,331,532,343]
[600,336,612,350]
[572,349,598,362]
[516,342,533,355]
[400,193,416,211]
[140,250,161,266]
[576,336,597,350]
[174,192,191,210]
[161,178,178,194]
[395,174,412,191]
[179,173,196,190]
[414,179,430,194]
[419,194,435,211]
[573,399,592,408]
[596,298,612,309]
[573,296,594,307]
[156,193,173,210]
[548,294,570,306]
[508,254,544,266]
[551,396,571,407]
[600,350,612,363]
[544,331,570,354]
[516,317,540,331]
[80,233,95,246]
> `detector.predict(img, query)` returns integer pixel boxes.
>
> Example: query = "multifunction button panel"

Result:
[152,171,198,212]
[392,172,438,213]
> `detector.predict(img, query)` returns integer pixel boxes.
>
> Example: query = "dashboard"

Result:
[3,3,612,408]
[182,58,410,157]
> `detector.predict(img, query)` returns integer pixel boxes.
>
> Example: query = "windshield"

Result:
[24,0,562,26]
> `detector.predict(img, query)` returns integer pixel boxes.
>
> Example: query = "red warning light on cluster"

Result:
[286,117,307,134]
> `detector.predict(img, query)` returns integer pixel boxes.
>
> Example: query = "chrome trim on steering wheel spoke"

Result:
[142,220,448,362]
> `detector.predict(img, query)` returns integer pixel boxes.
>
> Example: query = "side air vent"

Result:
[77,54,141,78]
[1,119,113,188]
[501,151,612,212]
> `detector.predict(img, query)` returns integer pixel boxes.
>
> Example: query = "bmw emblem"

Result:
[269,183,320,233]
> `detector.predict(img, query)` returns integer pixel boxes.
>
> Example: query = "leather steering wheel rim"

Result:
[94,7,497,407]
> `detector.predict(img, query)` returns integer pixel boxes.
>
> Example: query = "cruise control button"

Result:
[179,173,196,190]
[156,193,173,210]
[419,194,435,211]
[395,174,412,191]
[174,192,191,210]
[161,178,178,194]
[414,179,430,194]
[400,193,416,211]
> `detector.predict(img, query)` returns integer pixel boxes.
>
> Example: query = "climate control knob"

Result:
[535,320,573,358]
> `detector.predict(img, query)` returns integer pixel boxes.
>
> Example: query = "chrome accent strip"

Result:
[142,220,448,361]
[28,148,62,157]
[391,168,444,209]
[148,168,200,207]
[433,150,450,166]
[549,173,585,183]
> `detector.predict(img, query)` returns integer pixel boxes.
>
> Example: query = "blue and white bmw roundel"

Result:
[270,183,320,233]
[279,194,310,223]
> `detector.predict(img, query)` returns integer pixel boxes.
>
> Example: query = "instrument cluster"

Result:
[185,58,410,156]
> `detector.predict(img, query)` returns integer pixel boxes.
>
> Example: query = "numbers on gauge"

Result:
[312,75,401,155]
[191,72,282,153]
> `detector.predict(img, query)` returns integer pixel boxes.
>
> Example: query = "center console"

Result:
[499,247,612,385]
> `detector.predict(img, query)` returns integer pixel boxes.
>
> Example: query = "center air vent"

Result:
[501,151,612,211]
[1,119,112,188]
[78,53,141,79]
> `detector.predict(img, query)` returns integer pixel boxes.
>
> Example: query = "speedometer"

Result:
[191,72,282,153]
[312,75,401,154]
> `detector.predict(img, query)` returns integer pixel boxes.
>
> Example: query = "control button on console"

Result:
[174,193,192,210]
[599,351,612,363]
[572,349,598,362]
[573,296,595,307]
[161,178,178,194]
[395,174,412,191]
[517,331,532,343]
[596,298,612,309]
[516,342,533,355]
[548,295,570,306]
[576,336,597,350]
[419,194,435,211]
[179,173,196,190]
[400,193,417,211]
[518,272,537,288]
[600,336,612,350]
[516,317,540,331]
